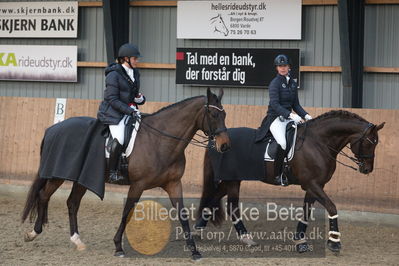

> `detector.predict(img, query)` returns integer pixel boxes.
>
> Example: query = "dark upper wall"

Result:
[0,1,397,109]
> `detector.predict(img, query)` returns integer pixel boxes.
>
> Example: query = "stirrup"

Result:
[109,171,124,183]
[275,174,289,186]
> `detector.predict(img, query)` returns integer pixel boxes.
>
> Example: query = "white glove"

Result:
[134,93,145,104]
[130,105,139,112]
[305,114,312,121]
[289,113,302,123]
[130,105,141,117]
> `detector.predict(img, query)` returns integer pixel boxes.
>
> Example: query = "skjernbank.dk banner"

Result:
[0,1,78,38]
[177,0,301,40]
[0,45,77,82]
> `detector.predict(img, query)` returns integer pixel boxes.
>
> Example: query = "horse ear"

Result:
[376,122,385,131]
[218,89,224,101]
[207,87,212,100]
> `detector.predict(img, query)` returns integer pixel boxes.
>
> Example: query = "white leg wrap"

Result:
[299,219,308,225]
[293,237,307,245]
[328,214,339,219]
[329,231,341,236]
[70,233,86,251]
[328,236,341,242]
[203,207,212,215]
[232,218,242,225]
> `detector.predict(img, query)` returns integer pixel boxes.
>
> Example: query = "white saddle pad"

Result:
[264,122,298,162]
[105,120,140,158]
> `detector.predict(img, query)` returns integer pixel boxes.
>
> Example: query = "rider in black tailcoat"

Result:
[255,54,312,186]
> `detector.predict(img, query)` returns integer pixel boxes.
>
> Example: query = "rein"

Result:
[295,122,308,151]
[296,121,375,172]
[325,146,359,171]
[326,123,375,171]
[136,101,226,149]
[138,118,210,148]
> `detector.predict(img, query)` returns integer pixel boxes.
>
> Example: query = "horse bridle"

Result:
[327,123,377,171]
[137,97,226,148]
[201,100,227,140]
[350,123,377,160]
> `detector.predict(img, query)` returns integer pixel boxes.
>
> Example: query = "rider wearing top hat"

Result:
[256,54,312,186]
[97,43,146,183]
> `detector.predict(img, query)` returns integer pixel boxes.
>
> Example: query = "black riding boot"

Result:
[274,144,288,186]
[108,139,124,183]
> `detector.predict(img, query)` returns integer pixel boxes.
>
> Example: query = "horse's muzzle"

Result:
[215,131,231,153]
[220,143,230,153]
[359,164,373,174]
[360,167,372,174]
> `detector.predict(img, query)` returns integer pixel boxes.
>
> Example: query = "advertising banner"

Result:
[0,45,77,82]
[177,0,301,40]
[0,1,78,38]
[176,48,300,87]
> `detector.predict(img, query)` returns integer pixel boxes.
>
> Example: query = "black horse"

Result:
[195,110,385,253]
[21,89,230,260]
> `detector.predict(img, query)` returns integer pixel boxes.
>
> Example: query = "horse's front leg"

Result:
[308,182,342,253]
[294,191,316,253]
[113,185,143,257]
[195,181,228,231]
[226,181,257,246]
[164,181,202,261]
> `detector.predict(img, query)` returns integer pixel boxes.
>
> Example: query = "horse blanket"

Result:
[208,127,267,181]
[38,117,106,199]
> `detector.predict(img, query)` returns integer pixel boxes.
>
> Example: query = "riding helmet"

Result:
[118,43,141,58]
[274,54,291,66]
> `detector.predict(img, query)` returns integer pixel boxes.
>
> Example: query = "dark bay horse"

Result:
[21,89,230,260]
[195,110,385,253]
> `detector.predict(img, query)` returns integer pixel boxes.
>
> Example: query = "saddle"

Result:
[264,120,298,162]
[105,115,139,179]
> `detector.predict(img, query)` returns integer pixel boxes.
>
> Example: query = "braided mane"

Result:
[304,110,368,125]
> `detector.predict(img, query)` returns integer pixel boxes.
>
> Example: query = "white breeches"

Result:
[109,115,129,145]
[269,117,290,150]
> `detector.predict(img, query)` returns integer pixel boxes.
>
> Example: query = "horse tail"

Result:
[21,172,47,223]
[21,137,47,224]
[198,150,225,226]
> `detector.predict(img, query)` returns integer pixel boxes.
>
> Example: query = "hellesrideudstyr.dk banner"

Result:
[177,0,301,40]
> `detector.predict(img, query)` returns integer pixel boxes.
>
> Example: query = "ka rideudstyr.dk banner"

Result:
[0,45,77,82]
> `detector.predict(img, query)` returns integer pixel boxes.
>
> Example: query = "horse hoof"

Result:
[296,242,309,253]
[191,251,202,261]
[327,240,341,253]
[240,234,258,247]
[76,244,86,251]
[114,250,125,257]
[24,233,33,242]
[24,231,37,242]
